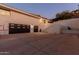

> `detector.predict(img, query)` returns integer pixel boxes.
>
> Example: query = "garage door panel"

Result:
[9,23,30,34]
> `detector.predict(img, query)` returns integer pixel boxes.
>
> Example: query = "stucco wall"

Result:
[0,9,49,35]
[9,11,48,31]
[45,18,79,34]
[0,14,10,35]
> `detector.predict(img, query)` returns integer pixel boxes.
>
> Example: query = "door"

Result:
[34,26,38,32]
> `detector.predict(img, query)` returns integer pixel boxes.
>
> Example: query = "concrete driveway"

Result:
[0,33,79,55]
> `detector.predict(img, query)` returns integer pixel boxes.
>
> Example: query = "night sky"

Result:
[6,3,78,19]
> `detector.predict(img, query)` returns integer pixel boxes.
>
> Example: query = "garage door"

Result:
[9,23,30,34]
[34,26,38,32]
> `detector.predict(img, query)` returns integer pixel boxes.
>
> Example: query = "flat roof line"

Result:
[0,3,48,19]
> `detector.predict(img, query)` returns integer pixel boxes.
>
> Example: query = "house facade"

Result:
[0,4,50,35]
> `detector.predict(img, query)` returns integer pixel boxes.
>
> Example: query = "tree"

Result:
[55,11,72,20]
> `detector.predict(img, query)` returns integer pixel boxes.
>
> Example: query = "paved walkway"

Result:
[0,33,79,55]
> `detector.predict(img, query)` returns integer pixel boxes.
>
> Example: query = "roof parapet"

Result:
[0,3,48,19]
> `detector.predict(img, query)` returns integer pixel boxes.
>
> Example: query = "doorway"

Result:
[34,26,38,32]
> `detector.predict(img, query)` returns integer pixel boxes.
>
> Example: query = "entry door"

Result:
[34,26,38,32]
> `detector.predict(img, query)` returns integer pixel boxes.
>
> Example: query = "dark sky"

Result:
[6,3,78,19]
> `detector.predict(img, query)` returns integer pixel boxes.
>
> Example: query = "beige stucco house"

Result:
[0,4,50,35]
[2,4,79,35]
